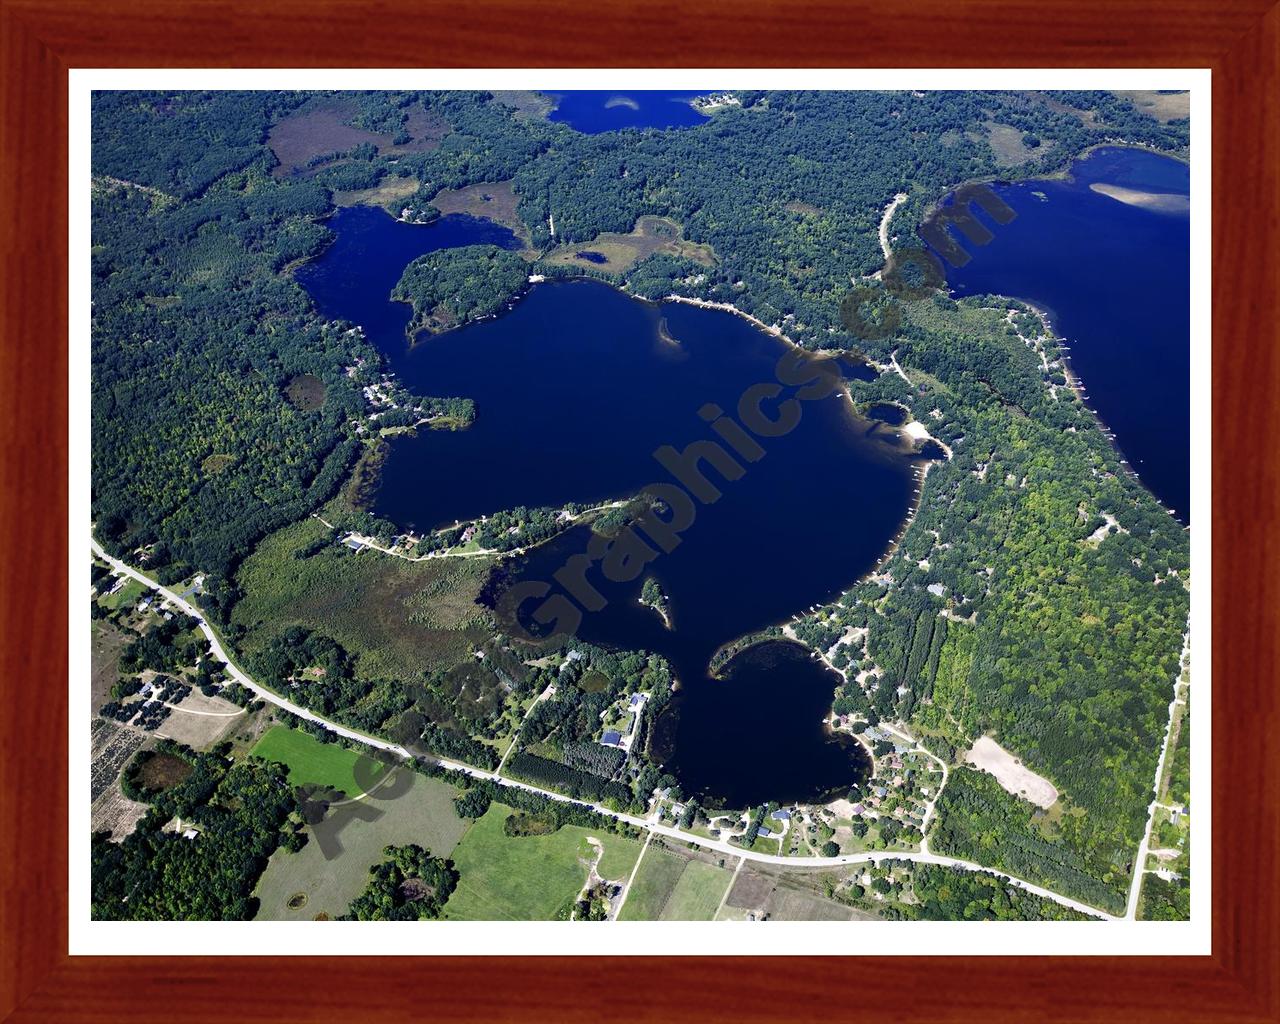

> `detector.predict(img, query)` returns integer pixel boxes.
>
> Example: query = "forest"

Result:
[92,744,304,920]
[931,767,1125,913]
[839,860,1093,922]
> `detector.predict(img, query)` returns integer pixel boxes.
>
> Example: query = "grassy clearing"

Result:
[660,860,734,921]
[1113,90,1190,124]
[1158,700,1188,803]
[544,216,715,275]
[488,90,557,121]
[784,200,823,216]
[136,751,193,791]
[90,618,132,707]
[268,102,448,177]
[596,831,643,880]
[250,724,368,796]
[232,515,495,688]
[254,772,465,920]
[283,373,327,411]
[268,106,390,176]
[617,844,687,921]
[984,122,1053,166]
[333,175,420,210]
[767,886,858,921]
[428,180,533,251]
[443,803,641,921]
[200,453,235,476]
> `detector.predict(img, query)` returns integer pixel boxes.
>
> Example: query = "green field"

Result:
[443,803,642,921]
[254,771,465,920]
[660,860,735,921]
[617,845,688,921]
[250,724,370,797]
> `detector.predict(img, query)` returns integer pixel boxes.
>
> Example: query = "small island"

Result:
[639,576,672,629]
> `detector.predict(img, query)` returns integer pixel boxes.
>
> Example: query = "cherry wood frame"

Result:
[3,1,1277,1020]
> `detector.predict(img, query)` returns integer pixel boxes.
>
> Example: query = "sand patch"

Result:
[965,735,1058,809]
[1089,183,1189,214]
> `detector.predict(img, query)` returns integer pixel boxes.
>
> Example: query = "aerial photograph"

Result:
[88,87,1192,925]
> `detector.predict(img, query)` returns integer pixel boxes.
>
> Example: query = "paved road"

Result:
[91,536,1117,921]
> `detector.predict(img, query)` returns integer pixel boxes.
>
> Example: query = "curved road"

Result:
[91,537,1116,921]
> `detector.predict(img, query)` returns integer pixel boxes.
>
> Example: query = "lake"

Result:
[547,91,711,133]
[297,207,924,807]
[939,146,1191,521]
[296,206,522,350]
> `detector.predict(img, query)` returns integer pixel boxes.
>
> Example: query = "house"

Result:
[770,809,791,822]
[343,537,365,551]
[757,826,772,838]
[873,786,889,798]
[600,731,623,747]
[628,692,647,710]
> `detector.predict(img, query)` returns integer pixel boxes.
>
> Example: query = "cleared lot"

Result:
[443,804,641,921]
[965,735,1059,809]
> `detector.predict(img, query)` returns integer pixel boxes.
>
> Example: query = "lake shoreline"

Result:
[922,145,1190,525]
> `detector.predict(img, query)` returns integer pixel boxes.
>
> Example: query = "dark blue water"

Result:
[296,206,521,352]
[547,91,711,133]
[939,147,1190,521]
[296,208,925,806]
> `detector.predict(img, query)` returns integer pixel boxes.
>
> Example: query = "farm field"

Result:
[254,771,465,921]
[618,844,688,920]
[723,863,868,921]
[659,860,735,921]
[442,803,641,921]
